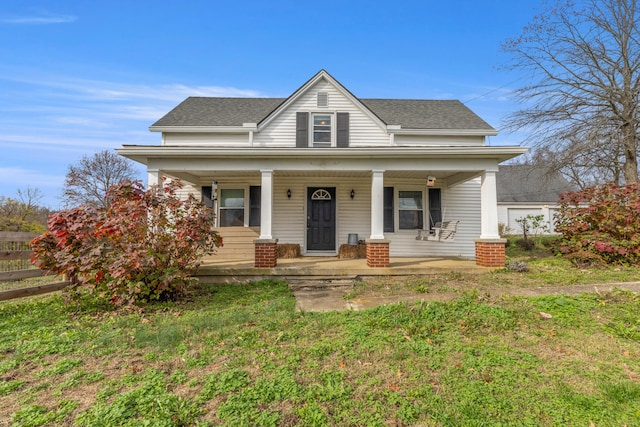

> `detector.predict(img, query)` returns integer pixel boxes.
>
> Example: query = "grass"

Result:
[1,240,640,425]
[1,274,640,426]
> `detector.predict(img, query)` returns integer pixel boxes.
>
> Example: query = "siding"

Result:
[163,133,249,147]
[385,178,480,259]
[272,177,372,252]
[175,174,481,259]
[254,80,390,147]
[394,134,485,146]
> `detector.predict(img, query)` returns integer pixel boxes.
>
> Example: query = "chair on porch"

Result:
[415,220,460,242]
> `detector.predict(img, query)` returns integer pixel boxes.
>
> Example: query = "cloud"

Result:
[0,9,77,25]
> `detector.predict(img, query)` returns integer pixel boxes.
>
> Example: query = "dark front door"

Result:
[307,187,336,251]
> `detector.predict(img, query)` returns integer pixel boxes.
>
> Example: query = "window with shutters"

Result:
[297,112,349,148]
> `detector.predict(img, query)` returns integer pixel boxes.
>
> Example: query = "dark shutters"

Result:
[336,112,349,147]
[201,186,213,209]
[428,188,442,229]
[249,186,261,226]
[296,112,309,148]
[383,186,394,232]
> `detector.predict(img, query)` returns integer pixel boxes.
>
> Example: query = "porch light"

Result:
[287,189,292,199]
[350,189,355,199]
[426,176,436,187]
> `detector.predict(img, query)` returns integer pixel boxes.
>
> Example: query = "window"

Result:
[296,112,349,148]
[219,189,245,226]
[312,114,332,147]
[398,190,424,230]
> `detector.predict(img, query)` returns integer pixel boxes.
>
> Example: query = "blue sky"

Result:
[0,1,538,208]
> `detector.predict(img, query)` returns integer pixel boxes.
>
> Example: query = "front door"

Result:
[307,187,336,251]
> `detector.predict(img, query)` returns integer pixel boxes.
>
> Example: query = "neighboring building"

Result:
[497,165,577,234]
[118,70,526,268]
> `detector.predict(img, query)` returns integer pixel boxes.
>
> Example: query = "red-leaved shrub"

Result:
[555,183,640,265]
[30,179,222,305]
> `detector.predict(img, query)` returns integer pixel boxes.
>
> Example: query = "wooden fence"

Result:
[0,231,71,301]
[0,231,44,281]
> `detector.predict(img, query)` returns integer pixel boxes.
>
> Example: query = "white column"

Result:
[370,170,385,239]
[147,169,159,188]
[480,170,500,239]
[259,169,273,239]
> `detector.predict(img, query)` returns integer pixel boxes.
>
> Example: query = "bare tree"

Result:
[502,0,640,184]
[0,187,50,232]
[63,150,138,208]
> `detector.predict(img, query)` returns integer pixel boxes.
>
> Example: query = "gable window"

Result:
[312,114,332,147]
[296,112,349,148]
[398,190,424,230]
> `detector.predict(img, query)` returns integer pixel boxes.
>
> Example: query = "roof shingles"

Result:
[151,97,495,131]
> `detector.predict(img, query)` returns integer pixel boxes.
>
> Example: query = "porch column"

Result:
[147,168,159,188]
[476,170,506,267]
[370,170,385,239]
[259,170,273,239]
[255,169,277,268]
[367,170,390,267]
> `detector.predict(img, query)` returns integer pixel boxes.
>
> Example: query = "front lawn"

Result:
[2,279,639,426]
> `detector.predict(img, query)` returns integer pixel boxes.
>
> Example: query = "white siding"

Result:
[254,79,390,147]
[163,133,249,147]
[386,178,480,259]
[174,173,483,259]
[394,134,485,146]
[271,177,372,252]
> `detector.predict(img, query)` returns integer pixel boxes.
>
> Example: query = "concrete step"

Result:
[286,276,356,290]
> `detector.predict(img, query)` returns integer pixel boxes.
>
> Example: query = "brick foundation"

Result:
[475,239,507,267]
[366,239,390,268]
[254,239,278,268]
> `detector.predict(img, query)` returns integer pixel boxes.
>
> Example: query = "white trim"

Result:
[150,126,252,133]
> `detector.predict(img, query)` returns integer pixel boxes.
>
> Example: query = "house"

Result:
[497,165,577,234]
[118,70,526,268]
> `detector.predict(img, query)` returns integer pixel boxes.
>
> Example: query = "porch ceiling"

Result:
[162,169,480,183]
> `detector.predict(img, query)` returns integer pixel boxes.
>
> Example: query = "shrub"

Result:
[515,214,549,250]
[555,183,640,265]
[506,261,529,272]
[30,179,222,306]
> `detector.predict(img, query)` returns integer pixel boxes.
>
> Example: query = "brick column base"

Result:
[366,239,390,268]
[254,239,278,268]
[475,239,507,267]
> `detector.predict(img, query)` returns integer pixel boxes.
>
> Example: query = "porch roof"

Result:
[119,145,527,164]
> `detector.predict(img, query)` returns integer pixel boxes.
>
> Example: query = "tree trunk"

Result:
[622,122,639,183]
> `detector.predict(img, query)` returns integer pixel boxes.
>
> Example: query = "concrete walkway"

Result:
[291,281,640,312]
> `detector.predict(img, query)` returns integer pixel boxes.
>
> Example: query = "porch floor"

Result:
[198,255,489,284]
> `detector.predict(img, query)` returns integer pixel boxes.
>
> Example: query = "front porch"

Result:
[197,255,491,284]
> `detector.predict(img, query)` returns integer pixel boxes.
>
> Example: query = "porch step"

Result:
[213,226,259,259]
[285,276,356,290]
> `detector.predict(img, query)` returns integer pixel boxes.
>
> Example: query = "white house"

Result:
[118,70,526,268]
[497,165,576,234]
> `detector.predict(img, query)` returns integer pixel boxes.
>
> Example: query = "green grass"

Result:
[1,278,640,426]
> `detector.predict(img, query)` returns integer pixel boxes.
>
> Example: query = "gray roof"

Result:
[497,165,577,203]
[152,97,495,131]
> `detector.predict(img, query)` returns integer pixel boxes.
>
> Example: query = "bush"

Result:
[555,183,640,265]
[30,179,222,306]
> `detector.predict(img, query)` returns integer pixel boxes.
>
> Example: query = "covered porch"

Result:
[120,146,527,269]
[197,254,490,284]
